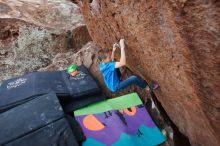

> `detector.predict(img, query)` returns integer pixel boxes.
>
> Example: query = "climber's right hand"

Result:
[119,39,125,49]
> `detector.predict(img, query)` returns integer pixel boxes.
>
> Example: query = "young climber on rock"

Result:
[98,39,159,93]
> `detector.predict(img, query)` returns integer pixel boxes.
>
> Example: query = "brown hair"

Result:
[98,49,111,62]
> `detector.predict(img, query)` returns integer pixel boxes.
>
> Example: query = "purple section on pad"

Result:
[76,105,155,145]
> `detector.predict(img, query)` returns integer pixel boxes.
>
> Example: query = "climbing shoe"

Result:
[145,82,159,93]
[151,82,159,90]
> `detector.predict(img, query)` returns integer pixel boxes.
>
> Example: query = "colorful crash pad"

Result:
[74,93,166,146]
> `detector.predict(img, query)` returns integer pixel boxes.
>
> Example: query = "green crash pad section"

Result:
[74,92,142,116]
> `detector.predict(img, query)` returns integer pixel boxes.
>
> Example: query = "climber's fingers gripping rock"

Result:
[119,39,125,49]
[113,43,119,52]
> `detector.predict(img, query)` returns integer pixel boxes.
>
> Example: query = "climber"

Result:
[98,39,159,93]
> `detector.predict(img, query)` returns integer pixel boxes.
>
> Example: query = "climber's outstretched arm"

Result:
[115,39,126,68]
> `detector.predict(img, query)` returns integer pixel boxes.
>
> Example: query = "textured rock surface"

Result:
[0,0,91,81]
[0,0,83,30]
[39,42,97,72]
[76,0,220,146]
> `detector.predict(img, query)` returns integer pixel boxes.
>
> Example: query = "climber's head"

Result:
[98,49,111,63]
[67,64,79,77]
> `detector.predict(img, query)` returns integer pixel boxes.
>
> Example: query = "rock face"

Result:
[0,0,91,81]
[76,0,220,146]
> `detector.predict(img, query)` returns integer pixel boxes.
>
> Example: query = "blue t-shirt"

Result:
[99,62,120,92]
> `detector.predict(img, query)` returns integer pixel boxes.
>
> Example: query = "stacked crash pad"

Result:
[0,65,105,113]
[74,93,166,146]
[0,93,84,146]
[0,65,105,146]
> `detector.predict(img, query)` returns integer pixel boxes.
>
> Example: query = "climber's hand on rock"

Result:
[113,43,118,52]
[119,39,125,49]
